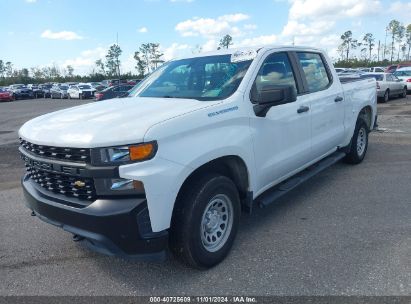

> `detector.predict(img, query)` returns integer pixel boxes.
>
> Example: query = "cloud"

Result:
[25,0,37,3]
[288,0,382,21]
[218,13,249,23]
[388,1,411,19]
[61,47,106,74]
[243,24,257,31]
[162,43,191,61]
[41,29,83,40]
[170,0,194,2]
[175,13,250,38]
[201,39,218,52]
[235,35,278,47]
[138,27,148,33]
[282,20,335,37]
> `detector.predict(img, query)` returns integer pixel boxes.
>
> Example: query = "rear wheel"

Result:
[401,87,407,98]
[382,90,389,103]
[344,118,369,164]
[170,174,240,269]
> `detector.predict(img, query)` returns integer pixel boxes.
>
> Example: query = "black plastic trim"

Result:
[22,175,168,259]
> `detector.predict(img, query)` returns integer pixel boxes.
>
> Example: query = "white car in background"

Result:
[67,84,95,99]
[365,73,407,102]
[393,67,411,92]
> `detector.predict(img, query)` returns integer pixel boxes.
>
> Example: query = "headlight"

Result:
[97,141,157,164]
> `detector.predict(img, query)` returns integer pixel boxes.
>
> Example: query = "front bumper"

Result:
[22,174,168,261]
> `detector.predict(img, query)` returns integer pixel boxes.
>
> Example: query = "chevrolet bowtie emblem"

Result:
[74,180,86,188]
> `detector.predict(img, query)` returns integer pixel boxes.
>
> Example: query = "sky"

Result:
[0,0,410,75]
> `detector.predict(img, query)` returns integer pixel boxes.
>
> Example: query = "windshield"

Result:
[78,85,91,89]
[134,55,253,101]
[394,70,411,77]
[59,86,69,90]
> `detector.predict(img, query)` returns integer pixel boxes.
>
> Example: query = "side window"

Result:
[253,52,298,94]
[376,68,384,72]
[386,75,393,82]
[297,52,331,92]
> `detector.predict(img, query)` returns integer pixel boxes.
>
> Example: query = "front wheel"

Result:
[170,174,240,269]
[344,118,369,164]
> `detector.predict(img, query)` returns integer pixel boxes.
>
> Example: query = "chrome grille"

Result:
[20,139,91,162]
[25,165,96,201]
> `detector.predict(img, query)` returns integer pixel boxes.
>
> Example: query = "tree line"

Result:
[2,19,409,86]
[336,19,411,68]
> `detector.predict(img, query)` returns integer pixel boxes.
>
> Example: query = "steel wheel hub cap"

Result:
[201,194,233,253]
[357,127,366,156]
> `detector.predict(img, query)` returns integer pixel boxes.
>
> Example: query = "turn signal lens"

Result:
[129,143,156,161]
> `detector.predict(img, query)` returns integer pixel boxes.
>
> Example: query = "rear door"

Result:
[249,51,312,194]
[294,52,345,160]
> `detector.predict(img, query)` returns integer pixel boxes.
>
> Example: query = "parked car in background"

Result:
[67,84,94,99]
[127,79,142,86]
[50,84,69,99]
[393,67,411,92]
[28,84,45,98]
[102,79,129,87]
[0,87,14,102]
[385,63,411,73]
[335,68,346,73]
[363,73,407,102]
[39,84,53,98]
[9,84,33,100]
[95,84,134,101]
[369,67,385,73]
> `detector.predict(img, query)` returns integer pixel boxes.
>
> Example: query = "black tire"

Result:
[170,174,241,269]
[344,118,369,164]
[382,90,389,103]
[401,87,407,98]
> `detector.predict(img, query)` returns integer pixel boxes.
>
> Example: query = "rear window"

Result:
[297,52,331,92]
[394,70,411,77]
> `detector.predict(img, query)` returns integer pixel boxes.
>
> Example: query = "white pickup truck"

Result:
[19,46,377,269]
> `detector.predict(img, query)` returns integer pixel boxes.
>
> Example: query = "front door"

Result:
[249,51,312,195]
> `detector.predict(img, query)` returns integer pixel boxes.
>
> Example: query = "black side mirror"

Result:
[251,84,297,117]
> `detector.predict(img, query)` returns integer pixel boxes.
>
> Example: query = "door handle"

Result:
[334,96,344,102]
[297,106,309,113]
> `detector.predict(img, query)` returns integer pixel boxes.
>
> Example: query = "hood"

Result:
[19,97,209,148]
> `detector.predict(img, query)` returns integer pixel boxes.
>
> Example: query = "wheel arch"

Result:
[173,155,251,218]
[358,105,373,130]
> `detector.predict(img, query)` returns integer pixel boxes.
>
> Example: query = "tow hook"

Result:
[72,234,85,242]
[30,211,36,216]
